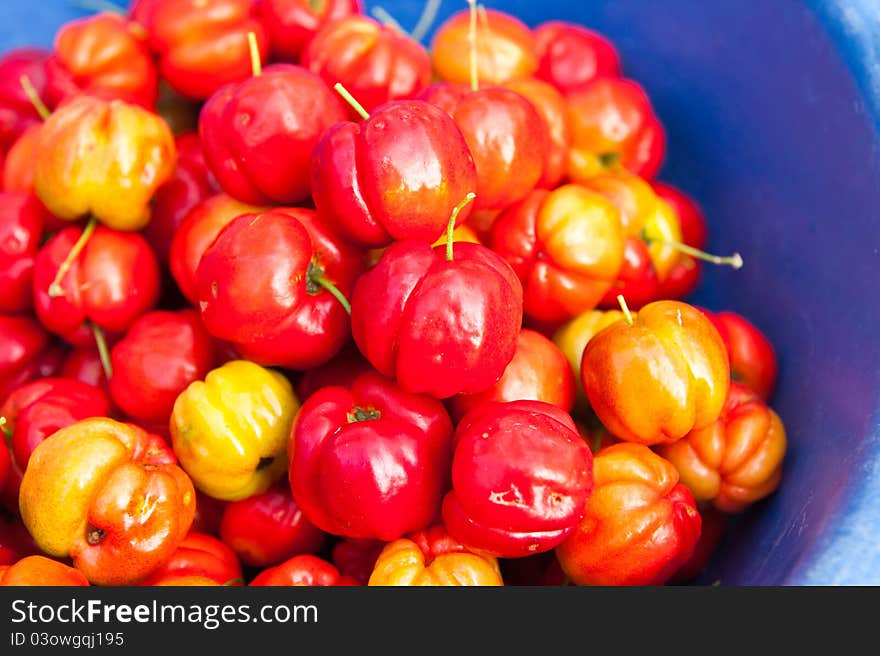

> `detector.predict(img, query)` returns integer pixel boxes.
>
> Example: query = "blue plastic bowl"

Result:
[5,1,879,585]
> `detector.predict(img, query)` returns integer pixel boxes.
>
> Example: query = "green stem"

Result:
[660,239,744,270]
[445,193,477,261]
[247,31,262,77]
[370,6,406,33]
[48,217,97,298]
[19,75,50,121]
[347,407,381,423]
[467,0,479,92]
[0,417,11,441]
[333,83,370,121]
[617,294,634,325]
[91,321,113,381]
[411,0,442,42]
[69,0,126,14]
[307,261,351,315]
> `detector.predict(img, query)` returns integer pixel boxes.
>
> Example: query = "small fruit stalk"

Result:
[311,85,478,248]
[350,194,525,399]
[289,371,453,541]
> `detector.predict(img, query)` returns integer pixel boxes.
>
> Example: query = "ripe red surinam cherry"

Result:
[303,14,432,115]
[195,208,364,370]
[290,370,453,542]
[199,44,348,206]
[311,88,478,248]
[138,0,269,101]
[351,194,524,399]
[419,3,549,215]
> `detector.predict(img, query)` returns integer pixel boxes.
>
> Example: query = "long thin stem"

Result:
[467,0,479,92]
[48,217,97,298]
[370,6,406,33]
[247,32,262,77]
[333,82,370,120]
[654,238,743,270]
[19,75,50,121]
[411,0,442,42]
[91,322,113,381]
[446,192,477,261]
[477,4,500,81]
[312,275,352,315]
[617,295,634,325]
[69,0,126,15]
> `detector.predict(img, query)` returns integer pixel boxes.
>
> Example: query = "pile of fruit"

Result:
[0,0,786,587]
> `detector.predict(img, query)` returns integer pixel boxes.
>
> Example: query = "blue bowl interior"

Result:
[4,0,879,584]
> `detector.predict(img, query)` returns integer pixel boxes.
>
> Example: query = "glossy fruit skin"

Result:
[368,524,503,586]
[189,490,227,536]
[33,225,161,345]
[490,185,625,323]
[0,443,9,498]
[0,48,50,152]
[703,310,778,402]
[0,377,111,470]
[260,0,361,62]
[423,85,548,213]
[442,400,594,558]
[450,329,576,422]
[0,315,63,406]
[109,309,214,425]
[0,555,89,586]
[170,360,298,502]
[581,300,730,445]
[219,483,325,568]
[44,12,158,109]
[142,0,269,101]
[303,15,431,115]
[555,443,701,586]
[200,64,347,206]
[431,9,537,86]
[652,182,709,301]
[552,308,626,404]
[19,418,196,585]
[144,132,219,265]
[250,554,358,586]
[61,346,109,393]
[1,127,64,234]
[330,537,385,585]
[657,382,786,513]
[0,514,40,566]
[195,208,364,370]
[602,237,661,309]
[566,76,665,182]
[290,370,453,541]
[139,531,244,586]
[668,506,727,584]
[502,77,572,190]
[351,240,523,399]
[168,193,266,306]
[533,21,621,95]
[0,192,45,313]
[311,99,477,248]
[33,96,177,231]
[294,343,373,402]
[581,170,683,308]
